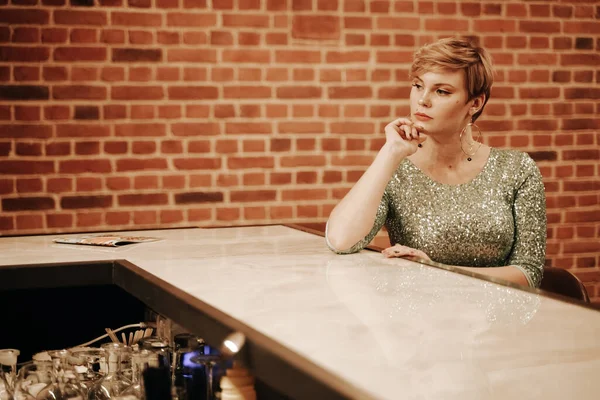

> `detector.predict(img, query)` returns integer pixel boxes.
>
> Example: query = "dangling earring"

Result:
[459,121,482,161]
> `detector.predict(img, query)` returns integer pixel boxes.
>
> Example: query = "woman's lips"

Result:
[413,113,432,122]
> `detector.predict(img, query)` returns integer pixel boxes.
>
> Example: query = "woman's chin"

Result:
[414,123,427,133]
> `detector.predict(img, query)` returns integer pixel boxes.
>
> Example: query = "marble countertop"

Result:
[1,225,599,399]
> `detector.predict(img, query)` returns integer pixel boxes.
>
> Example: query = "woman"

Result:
[325,37,546,288]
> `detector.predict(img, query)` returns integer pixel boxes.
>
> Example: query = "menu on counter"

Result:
[52,235,161,247]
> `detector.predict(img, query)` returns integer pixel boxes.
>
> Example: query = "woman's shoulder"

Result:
[492,148,538,168]
[491,147,543,181]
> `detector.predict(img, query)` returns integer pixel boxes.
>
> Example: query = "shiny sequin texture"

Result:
[331,148,547,287]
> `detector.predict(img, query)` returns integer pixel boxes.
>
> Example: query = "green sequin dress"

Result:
[327,148,547,288]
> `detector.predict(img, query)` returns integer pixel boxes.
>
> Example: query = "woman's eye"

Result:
[437,89,450,95]
[412,83,422,89]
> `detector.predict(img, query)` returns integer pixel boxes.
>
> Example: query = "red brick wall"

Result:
[1,1,599,300]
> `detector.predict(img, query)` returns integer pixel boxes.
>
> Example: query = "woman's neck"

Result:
[417,134,466,169]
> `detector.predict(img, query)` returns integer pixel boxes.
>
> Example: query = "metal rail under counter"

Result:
[1,225,599,399]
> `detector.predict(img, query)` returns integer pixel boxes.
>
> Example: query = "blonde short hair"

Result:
[410,37,494,122]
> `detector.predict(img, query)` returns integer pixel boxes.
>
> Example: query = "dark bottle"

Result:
[143,366,171,400]
[173,334,205,400]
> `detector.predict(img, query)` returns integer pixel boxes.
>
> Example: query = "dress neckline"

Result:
[404,147,496,188]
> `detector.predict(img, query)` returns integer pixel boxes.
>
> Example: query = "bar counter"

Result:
[1,225,599,399]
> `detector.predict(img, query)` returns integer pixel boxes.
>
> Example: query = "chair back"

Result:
[540,266,590,303]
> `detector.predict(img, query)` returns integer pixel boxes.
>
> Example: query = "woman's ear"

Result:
[470,94,486,115]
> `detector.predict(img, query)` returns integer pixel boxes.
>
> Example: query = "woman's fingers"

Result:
[411,126,420,139]
[402,125,412,140]
[384,118,425,154]
[389,116,413,127]
[388,122,418,142]
[382,244,412,258]
[382,245,431,261]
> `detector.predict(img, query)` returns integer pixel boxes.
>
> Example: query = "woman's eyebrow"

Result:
[412,77,457,89]
[433,83,457,89]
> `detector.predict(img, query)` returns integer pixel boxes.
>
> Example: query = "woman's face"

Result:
[409,70,474,137]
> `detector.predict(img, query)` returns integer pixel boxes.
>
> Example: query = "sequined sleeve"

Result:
[326,190,390,254]
[506,154,547,288]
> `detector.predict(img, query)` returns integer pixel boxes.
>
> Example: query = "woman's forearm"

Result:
[384,246,531,287]
[455,265,529,287]
[327,144,405,251]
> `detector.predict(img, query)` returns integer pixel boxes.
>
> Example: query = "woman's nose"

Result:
[418,94,431,107]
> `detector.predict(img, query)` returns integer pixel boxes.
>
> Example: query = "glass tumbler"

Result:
[0,349,20,400]
[13,362,53,400]
[16,351,52,399]
[68,347,105,395]
[116,349,153,400]
[87,344,132,400]
[36,349,85,400]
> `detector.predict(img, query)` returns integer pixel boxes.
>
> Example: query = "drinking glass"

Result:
[0,349,20,400]
[35,349,85,400]
[137,338,170,369]
[13,362,53,400]
[116,349,153,399]
[187,348,222,400]
[87,343,132,400]
[68,347,105,395]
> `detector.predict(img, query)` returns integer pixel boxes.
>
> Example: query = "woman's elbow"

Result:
[325,225,357,253]
[326,232,353,253]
